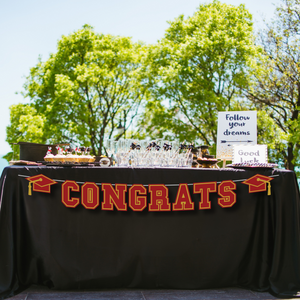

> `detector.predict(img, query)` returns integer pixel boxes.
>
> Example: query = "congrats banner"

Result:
[20,172,277,212]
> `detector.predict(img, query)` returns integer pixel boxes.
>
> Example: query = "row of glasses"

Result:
[104,138,132,166]
[131,139,171,167]
[104,138,193,168]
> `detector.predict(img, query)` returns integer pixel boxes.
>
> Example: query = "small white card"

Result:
[232,145,267,164]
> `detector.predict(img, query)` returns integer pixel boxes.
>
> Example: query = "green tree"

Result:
[245,0,300,171]
[3,104,46,161]
[138,0,261,147]
[24,24,147,155]
[256,110,288,166]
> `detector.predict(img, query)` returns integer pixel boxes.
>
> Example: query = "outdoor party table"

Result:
[0,165,300,299]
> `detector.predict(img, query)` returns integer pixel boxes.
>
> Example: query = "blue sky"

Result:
[0,0,279,172]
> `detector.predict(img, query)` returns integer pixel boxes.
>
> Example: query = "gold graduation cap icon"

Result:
[242,174,273,195]
[26,174,57,195]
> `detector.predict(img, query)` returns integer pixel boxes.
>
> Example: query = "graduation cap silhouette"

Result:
[26,174,57,195]
[242,174,273,196]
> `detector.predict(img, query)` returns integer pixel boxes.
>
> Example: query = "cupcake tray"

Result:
[39,161,93,167]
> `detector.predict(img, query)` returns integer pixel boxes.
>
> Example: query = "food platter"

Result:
[197,159,218,164]
[197,158,219,168]
[226,163,278,169]
[9,160,42,166]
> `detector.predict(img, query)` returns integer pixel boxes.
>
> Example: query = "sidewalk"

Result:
[8,285,294,300]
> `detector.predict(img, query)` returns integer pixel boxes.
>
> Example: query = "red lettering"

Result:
[148,184,171,211]
[129,184,147,211]
[61,180,237,211]
[218,180,236,208]
[102,183,127,211]
[193,182,217,210]
[62,180,80,208]
[82,182,99,209]
[173,184,194,211]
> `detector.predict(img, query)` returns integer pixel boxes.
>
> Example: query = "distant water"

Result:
[0,157,9,176]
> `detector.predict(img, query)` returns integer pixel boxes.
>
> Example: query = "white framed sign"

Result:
[232,145,267,164]
[216,111,257,160]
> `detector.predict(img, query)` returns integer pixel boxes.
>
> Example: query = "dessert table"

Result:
[0,165,300,299]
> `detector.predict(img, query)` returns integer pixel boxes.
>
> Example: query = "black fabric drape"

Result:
[0,166,300,299]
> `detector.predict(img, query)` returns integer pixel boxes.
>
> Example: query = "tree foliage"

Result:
[245,0,300,170]
[4,104,46,161]
[24,25,147,155]
[138,0,261,147]
[4,1,299,173]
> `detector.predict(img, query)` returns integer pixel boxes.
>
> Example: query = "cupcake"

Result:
[73,148,80,163]
[86,147,95,163]
[78,147,89,163]
[64,148,75,164]
[44,147,54,162]
[54,146,65,163]
[88,156,95,163]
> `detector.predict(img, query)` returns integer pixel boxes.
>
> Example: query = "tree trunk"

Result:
[286,143,295,171]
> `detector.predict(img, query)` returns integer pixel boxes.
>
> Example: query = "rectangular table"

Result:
[0,165,300,299]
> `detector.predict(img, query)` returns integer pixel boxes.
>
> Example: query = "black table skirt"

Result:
[0,166,300,299]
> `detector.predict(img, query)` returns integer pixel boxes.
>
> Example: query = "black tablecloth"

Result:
[0,166,300,299]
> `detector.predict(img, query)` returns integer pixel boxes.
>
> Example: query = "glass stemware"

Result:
[111,138,195,168]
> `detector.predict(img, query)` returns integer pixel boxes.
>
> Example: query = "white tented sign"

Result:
[216,111,257,160]
[232,145,267,164]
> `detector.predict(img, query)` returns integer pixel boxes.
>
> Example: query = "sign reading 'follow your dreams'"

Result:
[216,111,257,160]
